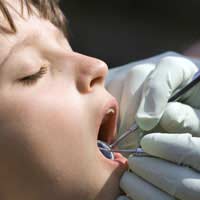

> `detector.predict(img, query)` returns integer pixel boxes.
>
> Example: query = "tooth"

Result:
[106,108,115,114]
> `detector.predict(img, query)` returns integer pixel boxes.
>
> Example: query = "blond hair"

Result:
[0,0,68,36]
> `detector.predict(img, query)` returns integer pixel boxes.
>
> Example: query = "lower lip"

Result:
[112,152,128,169]
[98,147,128,170]
[97,141,128,169]
[97,141,128,168]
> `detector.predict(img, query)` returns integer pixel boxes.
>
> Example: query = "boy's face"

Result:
[0,2,127,200]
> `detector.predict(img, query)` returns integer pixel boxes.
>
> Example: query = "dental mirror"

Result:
[97,140,114,160]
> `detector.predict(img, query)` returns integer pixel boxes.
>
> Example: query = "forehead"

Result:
[0,14,68,65]
[0,14,64,44]
[0,0,67,46]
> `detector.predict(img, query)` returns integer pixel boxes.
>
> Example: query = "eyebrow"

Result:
[0,28,65,68]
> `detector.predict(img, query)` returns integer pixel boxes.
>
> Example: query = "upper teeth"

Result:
[106,108,115,114]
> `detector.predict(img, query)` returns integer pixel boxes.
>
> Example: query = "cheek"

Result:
[5,88,85,138]
[0,87,91,163]
[0,87,100,192]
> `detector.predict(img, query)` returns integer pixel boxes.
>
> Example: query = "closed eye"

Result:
[20,66,47,86]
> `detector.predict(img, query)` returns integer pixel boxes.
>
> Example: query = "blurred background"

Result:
[59,0,200,68]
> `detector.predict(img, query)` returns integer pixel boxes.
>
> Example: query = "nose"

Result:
[74,53,108,93]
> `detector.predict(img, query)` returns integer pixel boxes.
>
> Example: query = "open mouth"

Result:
[96,99,118,160]
[96,99,128,167]
[97,100,118,145]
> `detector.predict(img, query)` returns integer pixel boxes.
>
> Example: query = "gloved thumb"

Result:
[159,102,200,136]
[135,56,198,131]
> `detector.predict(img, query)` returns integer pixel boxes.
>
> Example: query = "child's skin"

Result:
[0,1,127,200]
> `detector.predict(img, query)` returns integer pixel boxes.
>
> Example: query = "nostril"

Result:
[90,77,104,88]
[75,55,108,93]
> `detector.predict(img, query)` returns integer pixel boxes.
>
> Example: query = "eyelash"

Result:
[20,67,48,86]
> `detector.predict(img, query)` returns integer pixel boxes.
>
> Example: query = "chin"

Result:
[94,165,126,200]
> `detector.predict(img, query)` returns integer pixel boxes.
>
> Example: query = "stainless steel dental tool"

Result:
[98,69,200,160]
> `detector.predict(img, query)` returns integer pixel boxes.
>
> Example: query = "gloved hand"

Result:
[117,133,200,200]
[106,52,200,200]
[106,52,200,149]
[106,53,162,149]
[135,55,200,133]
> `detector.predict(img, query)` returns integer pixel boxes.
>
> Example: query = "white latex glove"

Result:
[135,56,200,133]
[106,52,200,149]
[117,55,200,199]
[119,133,200,200]
[106,52,200,200]
[106,53,167,149]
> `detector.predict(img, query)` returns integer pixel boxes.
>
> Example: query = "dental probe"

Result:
[109,69,200,149]
[99,147,149,156]
[109,123,138,149]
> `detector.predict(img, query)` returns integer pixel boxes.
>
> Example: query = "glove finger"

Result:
[120,171,175,200]
[129,156,200,200]
[135,56,198,131]
[159,102,200,137]
[116,195,132,200]
[141,133,200,171]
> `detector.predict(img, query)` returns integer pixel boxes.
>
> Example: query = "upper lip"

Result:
[97,98,119,144]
